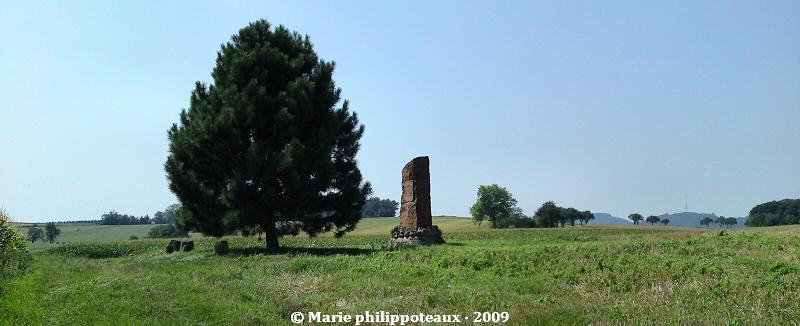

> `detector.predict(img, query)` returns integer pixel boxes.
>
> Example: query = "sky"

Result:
[1,1,798,222]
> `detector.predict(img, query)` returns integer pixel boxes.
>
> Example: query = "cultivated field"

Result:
[13,217,479,250]
[2,220,799,324]
[14,223,159,250]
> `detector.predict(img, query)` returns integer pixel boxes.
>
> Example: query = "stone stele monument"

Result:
[389,156,445,249]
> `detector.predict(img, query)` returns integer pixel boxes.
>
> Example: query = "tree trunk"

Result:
[265,221,280,253]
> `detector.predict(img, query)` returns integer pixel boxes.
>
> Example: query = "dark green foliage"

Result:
[700,217,714,227]
[362,197,399,217]
[129,235,139,240]
[628,213,644,225]
[100,210,151,225]
[646,215,660,226]
[153,204,181,224]
[147,224,190,238]
[718,217,738,228]
[562,207,582,227]
[535,201,563,228]
[165,20,370,252]
[660,218,670,226]
[580,210,595,225]
[1,210,32,285]
[494,207,536,228]
[470,184,520,228]
[0,222,29,254]
[714,216,725,225]
[745,199,800,227]
[45,222,61,243]
[27,227,44,243]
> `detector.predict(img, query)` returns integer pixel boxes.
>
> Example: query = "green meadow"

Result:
[3,218,799,324]
[14,223,159,250]
[13,217,479,250]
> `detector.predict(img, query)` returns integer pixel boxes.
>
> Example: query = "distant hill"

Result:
[590,213,632,225]
[657,212,746,228]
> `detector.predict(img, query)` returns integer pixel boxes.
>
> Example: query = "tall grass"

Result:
[3,226,800,324]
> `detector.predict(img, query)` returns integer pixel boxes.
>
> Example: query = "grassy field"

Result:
[13,217,478,250]
[2,221,799,324]
[14,223,162,250]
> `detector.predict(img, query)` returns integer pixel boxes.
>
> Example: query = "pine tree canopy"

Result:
[165,19,371,251]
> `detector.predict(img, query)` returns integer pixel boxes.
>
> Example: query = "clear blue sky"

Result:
[1,1,798,222]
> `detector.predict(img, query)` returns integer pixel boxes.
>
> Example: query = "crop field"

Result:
[13,223,163,250]
[2,221,799,325]
[12,217,478,250]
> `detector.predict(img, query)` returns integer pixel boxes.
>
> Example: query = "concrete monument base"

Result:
[389,225,445,249]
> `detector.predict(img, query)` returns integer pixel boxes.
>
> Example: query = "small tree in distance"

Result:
[534,201,563,228]
[579,211,594,225]
[700,217,714,227]
[645,215,660,226]
[45,222,61,243]
[715,216,725,226]
[27,227,44,243]
[719,217,738,228]
[562,207,582,227]
[660,218,670,226]
[629,213,644,225]
[470,184,518,228]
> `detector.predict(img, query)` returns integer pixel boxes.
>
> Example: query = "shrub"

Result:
[0,208,32,282]
[129,235,139,240]
[147,224,189,238]
[496,214,537,228]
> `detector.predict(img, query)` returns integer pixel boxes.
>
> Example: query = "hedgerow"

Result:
[1,208,32,288]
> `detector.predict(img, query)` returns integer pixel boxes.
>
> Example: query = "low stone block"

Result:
[182,241,194,252]
[214,240,229,256]
[167,240,178,254]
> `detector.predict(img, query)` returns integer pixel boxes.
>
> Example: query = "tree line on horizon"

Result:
[699,216,738,228]
[468,184,697,229]
[469,184,596,229]
[626,213,671,226]
[98,204,181,225]
[361,197,399,217]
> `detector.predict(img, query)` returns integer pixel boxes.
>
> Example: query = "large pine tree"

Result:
[165,20,371,252]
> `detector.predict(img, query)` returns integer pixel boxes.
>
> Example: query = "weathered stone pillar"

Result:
[400,156,432,229]
[390,156,445,249]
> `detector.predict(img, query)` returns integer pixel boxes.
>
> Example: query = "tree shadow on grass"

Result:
[227,246,378,257]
